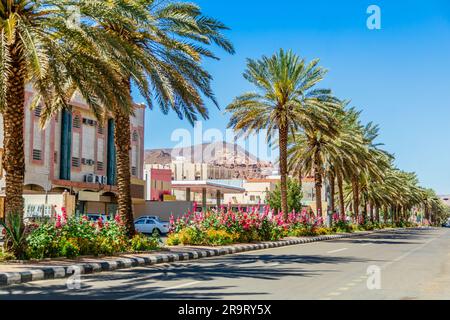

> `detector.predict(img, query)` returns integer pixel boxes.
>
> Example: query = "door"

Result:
[143,219,156,234]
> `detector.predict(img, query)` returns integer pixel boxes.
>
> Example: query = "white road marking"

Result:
[338,287,350,291]
[328,292,342,296]
[382,236,440,270]
[265,262,280,267]
[361,243,372,247]
[119,281,201,300]
[327,248,348,254]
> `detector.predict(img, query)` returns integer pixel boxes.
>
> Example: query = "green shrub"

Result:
[205,229,235,246]
[130,234,159,252]
[0,248,16,261]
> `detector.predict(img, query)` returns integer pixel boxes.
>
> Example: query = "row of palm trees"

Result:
[0,0,233,236]
[226,49,447,225]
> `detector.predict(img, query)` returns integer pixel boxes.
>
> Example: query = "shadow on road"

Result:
[1,254,375,300]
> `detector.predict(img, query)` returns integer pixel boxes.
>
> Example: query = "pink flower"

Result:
[55,216,62,229]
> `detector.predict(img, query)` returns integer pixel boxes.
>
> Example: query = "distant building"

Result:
[222,176,327,214]
[143,166,172,201]
[0,85,145,218]
[147,156,234,181]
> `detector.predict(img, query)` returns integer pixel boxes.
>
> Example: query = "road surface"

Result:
[1,228,449,300]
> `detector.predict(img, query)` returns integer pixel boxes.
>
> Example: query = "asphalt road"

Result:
[1,228,449,300]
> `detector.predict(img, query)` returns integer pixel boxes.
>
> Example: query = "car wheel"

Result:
[152,228,161,237]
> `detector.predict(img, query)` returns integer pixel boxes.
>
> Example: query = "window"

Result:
[97,161,104,171]
[32,149,42,161]
[146,219,155,225]
[73,116,81,128]
[54,151,58,164]
[250,195,256,202]
[98,126,104,135]
[72,157,80,168]
[132,131,138,142]
[131,166,137,176]
[135,220,145,225]
[34,106,42,117]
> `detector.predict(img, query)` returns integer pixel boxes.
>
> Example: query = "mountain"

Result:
[145,142,275,179]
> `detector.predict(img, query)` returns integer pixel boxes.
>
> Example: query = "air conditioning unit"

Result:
[84,174,95,183]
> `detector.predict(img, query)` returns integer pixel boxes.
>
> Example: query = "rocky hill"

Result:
[145,142,275,179]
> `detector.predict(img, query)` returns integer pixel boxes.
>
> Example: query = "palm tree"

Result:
[79,0,234,237]
[226,49,339,218]
[0,1,131,229]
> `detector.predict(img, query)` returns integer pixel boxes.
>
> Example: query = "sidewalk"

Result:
[0,228,403,286]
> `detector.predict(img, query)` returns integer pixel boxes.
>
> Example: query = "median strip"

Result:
[0,228,411,287]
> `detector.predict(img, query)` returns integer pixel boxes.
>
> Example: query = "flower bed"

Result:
[168,207,338,246]
[1,209,160,261]
[167,206,417,247]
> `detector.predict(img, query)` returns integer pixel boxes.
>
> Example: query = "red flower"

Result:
[97,218,104,229]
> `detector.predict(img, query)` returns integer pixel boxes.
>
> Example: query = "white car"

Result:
[134,216,170,235]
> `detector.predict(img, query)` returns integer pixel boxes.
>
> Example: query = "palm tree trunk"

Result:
[278,125,289,219]
[313,152,323,217]
[369,202,374,222]
[352,178,360,223]
[3,44,26,221]
[298,169,302,190]
[113,79,136,238]
[337,173,345,220]
[329,173,336,214]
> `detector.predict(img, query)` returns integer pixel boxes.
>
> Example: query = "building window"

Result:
[72,157,80,168]
[32,149,42,161]
[131,166,137,176]
[54,151,58,164]
[132,131,138,142]
[73,115,81,128]
[98,126,104,135]
[97,161,104,171]
[34,106,42,117]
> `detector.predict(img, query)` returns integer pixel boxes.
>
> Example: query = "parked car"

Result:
[87,214,109,222]
[442,221,450,228]
[134,216,170,235]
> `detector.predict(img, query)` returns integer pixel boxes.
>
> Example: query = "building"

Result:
[147,156,234,181]
[143,166,172,201]
[222,176,328,214]
[223,179,277,206]
[0,85,145,218]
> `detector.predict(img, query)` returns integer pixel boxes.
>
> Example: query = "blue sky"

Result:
[132,0,450,194]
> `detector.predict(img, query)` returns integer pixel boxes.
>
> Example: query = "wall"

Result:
[144,167,172,201]
[134,201,193,221]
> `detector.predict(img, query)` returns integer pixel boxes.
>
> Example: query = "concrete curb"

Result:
[0,228,407,287]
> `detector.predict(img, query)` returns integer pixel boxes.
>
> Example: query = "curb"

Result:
[0,228,407,287]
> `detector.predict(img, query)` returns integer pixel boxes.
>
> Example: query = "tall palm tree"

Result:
[79,0,234,237]
[226,49,339,218]
[0,1,131,228]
